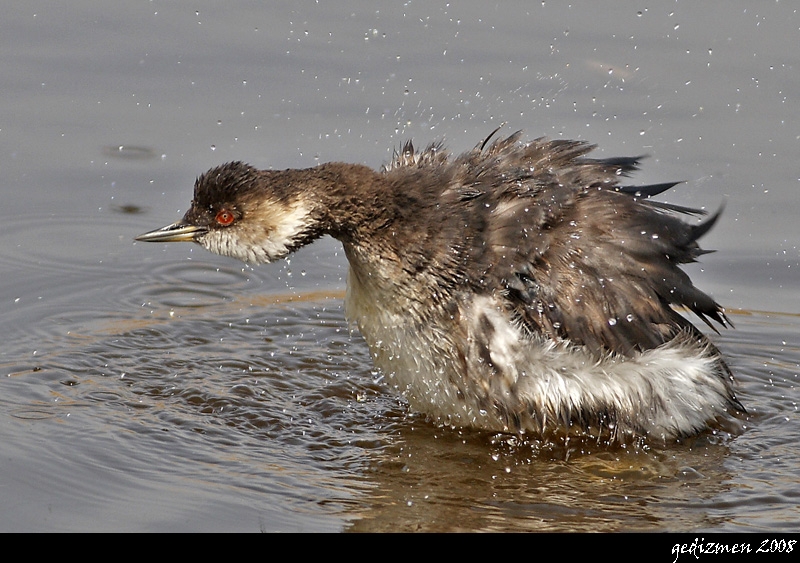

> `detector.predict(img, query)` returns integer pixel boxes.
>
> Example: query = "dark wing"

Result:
[453,133,729,357]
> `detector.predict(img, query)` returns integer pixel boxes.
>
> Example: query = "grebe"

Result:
[136,129,743,444]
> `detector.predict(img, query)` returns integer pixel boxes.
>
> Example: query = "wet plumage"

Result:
[136,129,743,445]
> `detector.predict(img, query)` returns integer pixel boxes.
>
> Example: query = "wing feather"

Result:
[451,134,729,356]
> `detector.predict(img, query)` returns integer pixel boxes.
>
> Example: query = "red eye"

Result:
[215,209,235,226]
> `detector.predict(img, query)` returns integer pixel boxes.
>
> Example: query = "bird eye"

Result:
[215,209,236,226]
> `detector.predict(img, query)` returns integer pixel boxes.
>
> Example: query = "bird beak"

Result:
[135,221,208,243]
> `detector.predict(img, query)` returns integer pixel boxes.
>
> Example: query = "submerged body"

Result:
[136,130,743,444]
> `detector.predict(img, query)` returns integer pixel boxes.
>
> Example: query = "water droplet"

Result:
[608,317,617,326]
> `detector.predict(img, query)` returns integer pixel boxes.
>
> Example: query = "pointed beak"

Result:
[134,221,208,243]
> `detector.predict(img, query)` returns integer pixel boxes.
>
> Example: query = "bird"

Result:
[135,128,743,445]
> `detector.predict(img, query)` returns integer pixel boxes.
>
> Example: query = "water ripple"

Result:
[1,278,799,531]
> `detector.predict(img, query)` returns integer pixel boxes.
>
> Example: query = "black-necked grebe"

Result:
[136,129,743,444]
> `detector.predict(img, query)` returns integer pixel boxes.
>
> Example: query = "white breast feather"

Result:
[346,272,732,443]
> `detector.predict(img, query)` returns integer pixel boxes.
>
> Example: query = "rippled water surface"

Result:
[1,2,798,532]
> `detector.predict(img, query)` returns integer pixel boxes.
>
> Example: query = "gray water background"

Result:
[0,1,798,532]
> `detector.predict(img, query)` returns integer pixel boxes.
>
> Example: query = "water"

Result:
[1,2,798,532]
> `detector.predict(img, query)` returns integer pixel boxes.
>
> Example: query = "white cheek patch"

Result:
[201,229,266,263]
[200,201,311,264]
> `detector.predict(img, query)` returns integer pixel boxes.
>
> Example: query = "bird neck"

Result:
[305,162,390,242]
